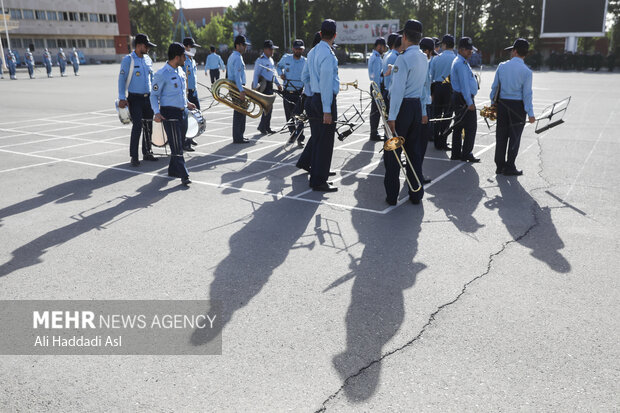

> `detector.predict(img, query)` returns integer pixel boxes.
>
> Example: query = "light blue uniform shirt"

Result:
[368,49,382,86]
[308,40,340,113]
[183,55,198,90]
[450,53,478,106]
[57,51,66,63]
[205,53,225,70]
[150,63,188,115]
[227,50,246,92]
[118,51,154,100]
[253,54,280,89]
[382,49,398,90]
[490,57,534,117]
[388,45,429,120]
[43,51,52,64]
[429,49,456,82]
[300,61,312,96]
[25,51,34,66]
[276,53,307,92]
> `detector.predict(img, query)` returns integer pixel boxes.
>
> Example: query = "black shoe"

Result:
[183,145,195,152]
[435,144,451,151]
[130,157,140,166]
[181,177,192,186]
[461,155,481,163]
[386,198,397,206]
[423,177,432,184]
[143,153,158,161]
[189,138,198,146]
[297,140,305,148]
[450,155,461,161]
[266,128,276,134]
[409,197,421,205]
[312,183,338,192]
[234,138,251,144]
[257,128,267,134]
[503,169,523,176]
[328,171,337,176]
[495,166,504,174]
[369,135,382,141]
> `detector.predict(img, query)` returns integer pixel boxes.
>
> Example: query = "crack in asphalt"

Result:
[317,134,553,412]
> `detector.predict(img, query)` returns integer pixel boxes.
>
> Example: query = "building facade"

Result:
[1,0,130,63]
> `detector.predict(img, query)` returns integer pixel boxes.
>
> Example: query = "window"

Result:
[77,39,86,48]
[47,38,58,49]
[79,12,88,21]
[97,39,106,48]
[47,11,57,20]
[69,12,78,21]
[1,38,8,48]
[22,9,35,19]
[36,10,46,20]
[88,39,97,48]
[60,12,68,21]
[12,39,23,49]
[69,39,77,48]
[89,13,98,22]
[58,39,67,48]
[9,9,22,19]
[22,39,34,49]
[34,39,45,49]
[109,14,117,23]
[106,39,114,48]
[98,13,108,23]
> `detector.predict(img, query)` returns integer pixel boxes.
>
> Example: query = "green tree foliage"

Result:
[129,0,176,57]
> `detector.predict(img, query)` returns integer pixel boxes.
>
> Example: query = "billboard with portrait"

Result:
[335,20,400,44]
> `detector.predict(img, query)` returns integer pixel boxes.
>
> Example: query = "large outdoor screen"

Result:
[540,0,608,37]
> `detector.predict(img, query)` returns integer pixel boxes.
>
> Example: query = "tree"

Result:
[129,0,176,59]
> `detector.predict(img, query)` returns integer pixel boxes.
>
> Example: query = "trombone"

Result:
[370,81,422,193]
[339,80,359,91]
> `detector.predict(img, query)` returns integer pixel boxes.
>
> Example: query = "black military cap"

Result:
[292,39,305,49]
[374,37,386,47]
[182,37,201,48]
[312,31,322,47]
[441,34,455,47]
[505,38,529,51]
[234,35,250,46]
[387,33,399,48]
[420,37,438,55]
[458,37,474,50]
[263,39,279,49]
[321,19,337,33]
[135,33,156,48]
[433,37,440,46]
[394,35,402,49]
[397,19,423,35]
[168,42,186,57]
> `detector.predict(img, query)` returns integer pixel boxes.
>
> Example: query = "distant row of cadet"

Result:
[1,48,80,80]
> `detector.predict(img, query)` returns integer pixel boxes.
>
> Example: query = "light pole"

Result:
[282,0,287,51]
[461,0,465,38]
[454,0,457,39]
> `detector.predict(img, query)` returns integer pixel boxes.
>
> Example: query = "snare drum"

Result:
[115,99,131,125]
[151,121,168,147]
[186,109,206,139]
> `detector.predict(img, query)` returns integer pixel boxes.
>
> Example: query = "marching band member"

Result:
[253,40,282,135]
[277,39,307,146]
[118,33,158,166]
[385,19,429,205]
[450,37,480,163]
[227,35,251,144]
[419,37,437,184]
[368,37,386,141]
[6,49,17,80]
[381,33,399,106]
[70,47,80,76]
[183,37,201,114]
[43,49,53,78]
[150,42,196,186]
[429,34,456,150]
[490,38,536,176]
[25,49,35,79]
[307,20,340,192]
[57,48,67,77]
[205,46,225,85]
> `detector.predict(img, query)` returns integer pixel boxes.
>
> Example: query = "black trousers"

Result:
[283,91,305,142]
[451,92,477,158]
[495,99,526,171]
[419,104,432,165]
[309,94,337,187]
[296,94,316,170]
[187,88,200,110]
[431,82,452,148]
[127,93,154,159]
[369,86,381,138]
[209,69,220,84]
[258,81,274,131]
[384,98,424,203]
[160,106,189,179]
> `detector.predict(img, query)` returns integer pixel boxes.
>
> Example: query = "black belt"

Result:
[129,92,150,97]
[160,106,184,111]
[403,97,420,101]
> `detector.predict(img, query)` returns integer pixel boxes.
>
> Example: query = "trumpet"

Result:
[370,81,422,193]
[480,104,497,121]
[339,80,359,91]
[211,78,276,119]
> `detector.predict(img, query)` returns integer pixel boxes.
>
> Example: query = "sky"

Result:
[176,0,237,9]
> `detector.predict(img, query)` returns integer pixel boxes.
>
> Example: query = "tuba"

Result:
[211,78,276,119]
[370,81,422,193]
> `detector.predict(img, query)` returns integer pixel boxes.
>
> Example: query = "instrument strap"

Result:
[125,54,135,95]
